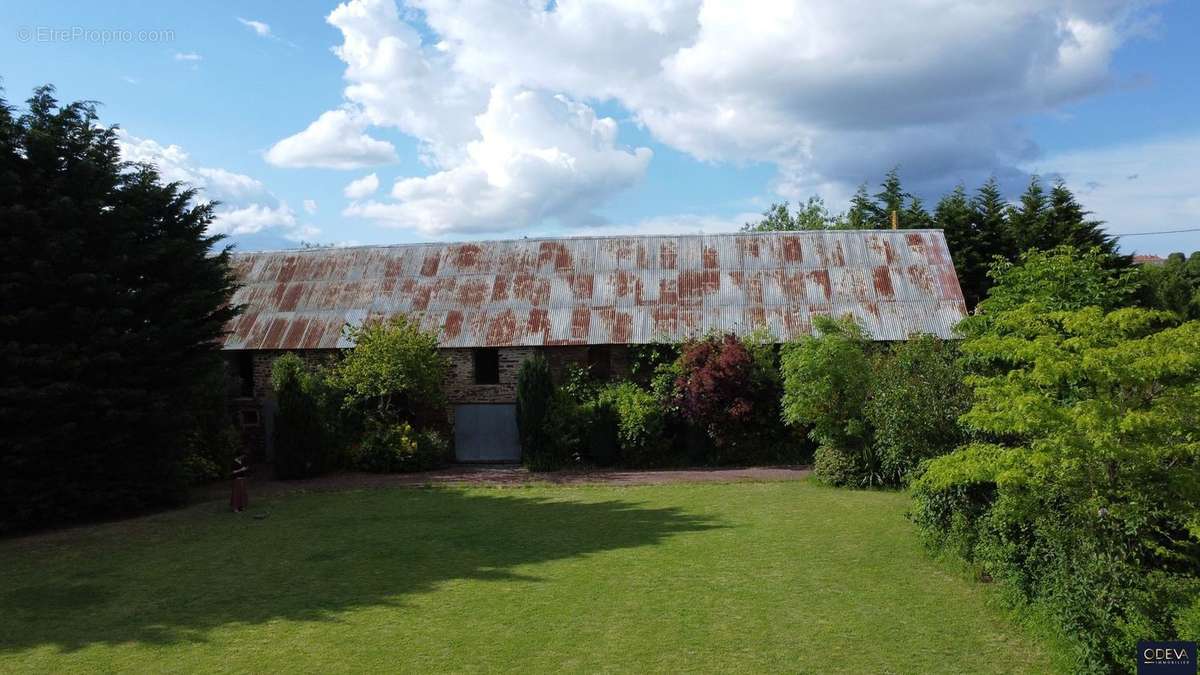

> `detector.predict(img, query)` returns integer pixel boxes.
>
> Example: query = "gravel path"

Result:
[198,465,812,502]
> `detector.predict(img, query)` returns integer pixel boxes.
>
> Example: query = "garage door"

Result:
[454,404,521,462]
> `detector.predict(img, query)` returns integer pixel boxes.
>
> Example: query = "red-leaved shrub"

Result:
[674,333,783,455]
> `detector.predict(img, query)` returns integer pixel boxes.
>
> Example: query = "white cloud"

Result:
[265,108,397,169]
[1028,134,1200,255]
[344,172,380,199]
[117,130,316,239]
[303,199,319,214]
[344,86,651,234]
[215,203,297,235]
[173,52,202,62]
[237,17,272,37]
[284,0,1154,234]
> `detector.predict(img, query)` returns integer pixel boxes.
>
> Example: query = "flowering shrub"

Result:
[354,420,448,473]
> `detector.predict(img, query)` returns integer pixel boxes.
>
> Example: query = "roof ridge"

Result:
[231,229,948,256]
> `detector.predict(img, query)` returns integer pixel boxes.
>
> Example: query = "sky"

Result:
[2,0,1198,255]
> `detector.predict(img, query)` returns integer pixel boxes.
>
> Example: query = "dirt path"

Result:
[198,465,812,502]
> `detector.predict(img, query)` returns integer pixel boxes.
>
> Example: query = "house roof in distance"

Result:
[222,230,967,350]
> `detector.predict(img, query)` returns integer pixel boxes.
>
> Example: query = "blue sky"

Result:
[3,0,1198,254]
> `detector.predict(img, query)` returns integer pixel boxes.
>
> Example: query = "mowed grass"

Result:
[0,480,1054,673]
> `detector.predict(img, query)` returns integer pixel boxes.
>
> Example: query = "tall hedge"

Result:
[270,354,329,480]
[516,356,554,467]
[0,87,239,532]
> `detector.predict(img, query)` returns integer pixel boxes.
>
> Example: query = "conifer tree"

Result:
[0,87,240,531]
[903,195,932,229]
[874,167,906,226]
[846,182,880,229]
[1006,175,1051,252]
[1045,179,1122,258]
[933,185,985,307]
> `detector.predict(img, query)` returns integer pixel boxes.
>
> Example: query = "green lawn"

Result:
[0,480,1055,673]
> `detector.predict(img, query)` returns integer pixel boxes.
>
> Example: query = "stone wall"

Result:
[227,344,636,456]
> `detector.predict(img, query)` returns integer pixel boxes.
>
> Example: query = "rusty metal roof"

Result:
[222,230,967,350]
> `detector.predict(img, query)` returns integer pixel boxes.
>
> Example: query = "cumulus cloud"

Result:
[344,86,651,234]
[303,199,318,214]
[344,172,380,199]
[282,0,1152,234]
[266,108,397,169]
[117,130,315,239]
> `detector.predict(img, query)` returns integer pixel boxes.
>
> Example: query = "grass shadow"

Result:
[0,486,720,653]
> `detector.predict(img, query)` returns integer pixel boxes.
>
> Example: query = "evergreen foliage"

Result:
[516,356,554,464]
[270,354,330,480]
[743,169,1131,311]
[0,87,239,531]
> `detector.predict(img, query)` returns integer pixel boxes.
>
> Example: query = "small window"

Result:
[237,352,254,397]
[473,348,500,384]
[587,345,611,381]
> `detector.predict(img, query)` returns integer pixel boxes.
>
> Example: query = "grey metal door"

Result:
[454,404,521,462]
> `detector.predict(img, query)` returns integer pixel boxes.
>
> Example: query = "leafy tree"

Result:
[0,87,239,532]
[960,246,1138,340]
[596,381,668,466]
[328,315,446,424]
[780,316,876,485]
[913,245,1200,671]
[1138,251,1200,319]
[742,196,845,231]
[865,335,970,485]
[913,306,1200,672]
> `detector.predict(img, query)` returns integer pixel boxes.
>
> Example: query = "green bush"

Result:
[180,359,241,484]
[542,391,587,466]
[352,421,448,473]
[1175,596,1200,641]
[271,354,330,479]
[812,445,862,486]
[415,429,451,466]
[912,300,1200,672]
[516,356,554,464]
[865,335,970,485]
[781,316,877,484]
[329,315,447,427]
[597,381,668,467]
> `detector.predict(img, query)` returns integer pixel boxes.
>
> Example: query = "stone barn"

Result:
[222,230,966,462]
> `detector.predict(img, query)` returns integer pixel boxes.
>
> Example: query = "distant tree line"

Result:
[744,168,1126,309]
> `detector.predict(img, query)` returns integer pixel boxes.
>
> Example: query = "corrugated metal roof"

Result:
[222,230,967,349]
